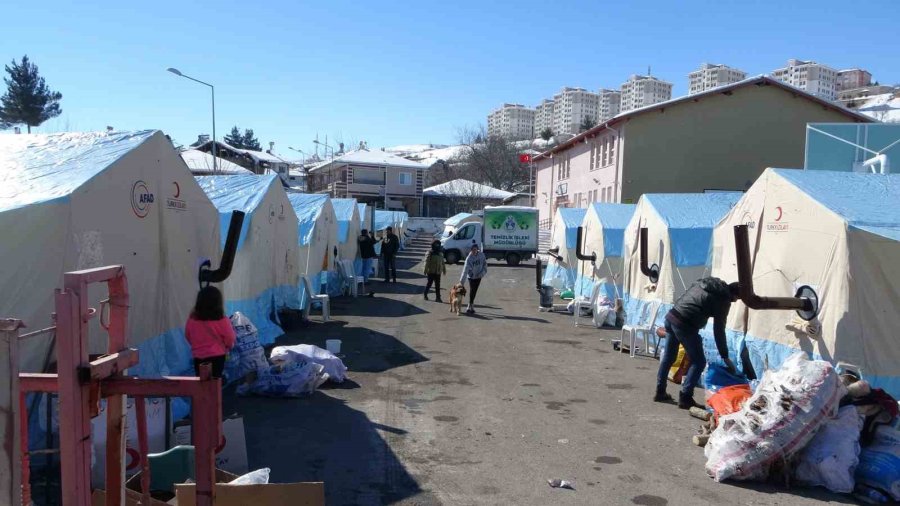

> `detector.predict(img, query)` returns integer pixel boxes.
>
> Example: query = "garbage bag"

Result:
[230,468,271,485]
[856,424,900,501]
[236,359,328,398]
[707,384,753,423]
[224,312,269,383]
[704,353,842,482]
[270,344,348,383]
[795,405,864,493]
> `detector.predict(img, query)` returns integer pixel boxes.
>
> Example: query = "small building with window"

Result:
[306,148,430,215]
[532,76,871,225]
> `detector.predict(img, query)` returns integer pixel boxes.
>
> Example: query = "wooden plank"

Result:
[0,320,23,506]
[18,374,58,393]
[88,350,139,379]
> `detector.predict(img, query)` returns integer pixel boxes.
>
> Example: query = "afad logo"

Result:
[131,180,154,218]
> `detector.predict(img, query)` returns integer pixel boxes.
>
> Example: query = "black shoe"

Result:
[424,294,429,300]
[435,298,443,303]
[653,391,675,403]
[678,393,703,410]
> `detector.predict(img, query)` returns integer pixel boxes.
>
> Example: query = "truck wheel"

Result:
[445,250,460,264]
[506,252,521,266]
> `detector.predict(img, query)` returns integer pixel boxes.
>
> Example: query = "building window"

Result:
[399,172,412,185]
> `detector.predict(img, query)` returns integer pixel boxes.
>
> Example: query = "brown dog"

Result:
[449,283,467,315]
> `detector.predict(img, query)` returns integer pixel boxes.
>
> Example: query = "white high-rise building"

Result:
[620,75,673,113]
[550,87,600,135]
[771,59,838,101]
[598,89,621,122]
[688,63,747,95]
[534,99,555,136]
[487,103,535,140]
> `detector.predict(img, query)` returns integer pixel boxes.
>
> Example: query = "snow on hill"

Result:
[858,93,900,123]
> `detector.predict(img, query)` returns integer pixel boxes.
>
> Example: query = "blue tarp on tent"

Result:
[332,198,358,243]
[374,209,393,231]
[287,193,330,306]
[542,207,587,290]
[195,175,296,345]
[574,203,635,298]
[643,193,742,267]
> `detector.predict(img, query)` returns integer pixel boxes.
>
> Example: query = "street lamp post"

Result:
[167,67,217,172]
[313,139,335,163]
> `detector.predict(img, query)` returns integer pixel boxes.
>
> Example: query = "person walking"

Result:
[654,277,740,409]
[185,286,236,378]
[423,240,446,302]
[382,226,400,283]
[358,229,377,282]
[459,242,487,314]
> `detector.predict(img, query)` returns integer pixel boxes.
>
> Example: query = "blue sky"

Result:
[1,0,897,156]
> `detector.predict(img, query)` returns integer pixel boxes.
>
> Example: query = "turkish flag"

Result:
[519,154,532,163]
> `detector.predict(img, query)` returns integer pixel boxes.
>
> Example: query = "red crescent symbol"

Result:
[775,206,783,221]
[173,181,181,198]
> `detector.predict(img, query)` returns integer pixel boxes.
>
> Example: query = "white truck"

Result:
[440,206,538,266]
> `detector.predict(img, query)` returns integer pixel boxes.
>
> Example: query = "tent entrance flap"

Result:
[733,224,819,321]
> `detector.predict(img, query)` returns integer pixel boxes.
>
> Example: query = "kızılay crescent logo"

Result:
[131,180,154,218]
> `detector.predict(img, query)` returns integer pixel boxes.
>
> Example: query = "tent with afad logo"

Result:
[542,207,587,291]
[575,203,636,300]
[195,174,300,345]
[0,130,220,378]
[707,168,900,397]
[622,192,741,333]
[287,193,338,306]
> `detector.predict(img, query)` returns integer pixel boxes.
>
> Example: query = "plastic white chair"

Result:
[301,275,330,322]
[339,260,365,297]
[628,300,661,358]
[573,282,603,327]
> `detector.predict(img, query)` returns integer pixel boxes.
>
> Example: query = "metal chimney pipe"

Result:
[639,227,660,283]
[733,224,818,320]
[575,226,597,263]
[199,210,246,286]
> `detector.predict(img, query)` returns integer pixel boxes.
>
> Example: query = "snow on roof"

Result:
[308,148,430,172]
[0,130,158,213]
[423,179,514,199]
[180,149,254,175]
[383,144,447,155]
[243,149,286,164]
[857,93,900,123]
[404,145,466,166]
[773,168,900,241]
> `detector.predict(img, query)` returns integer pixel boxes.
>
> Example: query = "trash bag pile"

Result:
[699,352,900,502]
[224,313,348,398]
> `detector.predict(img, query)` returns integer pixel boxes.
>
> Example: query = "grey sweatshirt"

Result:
[459,251,487,284]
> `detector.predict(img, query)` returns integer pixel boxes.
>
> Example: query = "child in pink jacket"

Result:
[185,286,235,378]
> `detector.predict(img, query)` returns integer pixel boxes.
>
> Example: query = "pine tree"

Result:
[0,56,63,133]
[241,129,261,151]
[540,128,553,141]
[223,126,243,147]
[579,116,596,133]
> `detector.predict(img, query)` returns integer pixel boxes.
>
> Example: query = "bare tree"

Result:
[454,125,529,192]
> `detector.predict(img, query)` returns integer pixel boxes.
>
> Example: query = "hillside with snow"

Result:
[857,92,900,123]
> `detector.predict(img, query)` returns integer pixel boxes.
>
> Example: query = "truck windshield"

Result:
[455,225,475,240]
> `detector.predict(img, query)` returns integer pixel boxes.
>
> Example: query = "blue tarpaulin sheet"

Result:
[332,198,358,243]
[589,203,635,257]
[288,193,329,245]
[558,207,587,249]
[644,193,742,267]
[195,174,276,249]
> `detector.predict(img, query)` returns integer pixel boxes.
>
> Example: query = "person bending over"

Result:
[654,277,740,409]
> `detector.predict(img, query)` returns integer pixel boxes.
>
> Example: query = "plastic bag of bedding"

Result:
[236,358,328,398]
[270,344,348,383]
[795,405,864,493]
[704,353,842,482]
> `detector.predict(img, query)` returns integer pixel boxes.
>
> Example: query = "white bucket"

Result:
[326,339,342,354]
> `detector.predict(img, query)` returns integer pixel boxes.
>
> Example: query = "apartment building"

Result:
[532,77,869,223]
[771,59,838,101]
[688,63,747,95]
[551,87,600,135]
[487,103,536,140]
[534,99,555,136]
[620,75,673,113]
[598,89,622,122]
[836,68,872,91]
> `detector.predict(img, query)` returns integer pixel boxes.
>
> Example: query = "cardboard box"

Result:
[174,470,324,506]
[91,488,170,506]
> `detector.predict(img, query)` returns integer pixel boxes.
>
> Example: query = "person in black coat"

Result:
[654,277,740,409]
[381,226,400,283]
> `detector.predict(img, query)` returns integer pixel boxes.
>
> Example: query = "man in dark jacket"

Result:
[655,277,740,409]
[358,229,377,282]
[382,226,400,283]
